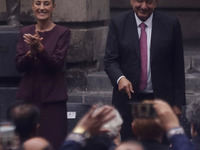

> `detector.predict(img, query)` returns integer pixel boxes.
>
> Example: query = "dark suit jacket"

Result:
[16,24,70,103]
[169,134,194,150]
[104,10,185,114]
[60,137,116,150]
[141,139,170,150]
[192,135,200,150]
[60,140,82,150]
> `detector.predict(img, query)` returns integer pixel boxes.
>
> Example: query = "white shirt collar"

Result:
[134,13,153,28]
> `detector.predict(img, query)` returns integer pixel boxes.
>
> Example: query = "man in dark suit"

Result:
[104,0,185,140]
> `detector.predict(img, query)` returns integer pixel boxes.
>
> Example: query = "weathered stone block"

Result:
[67,27,108,63]
[84,91,112,105]
[185,74,200,93]
[3,0,110,23]
[186,92,200,105]
[158,0,200,9]
[184,56,191,73]
[0,0,6,15]
[110,0,200,9]
[68,92,84,103]
[0,30,21,77]
[54,0,110,22]
[66,69,88,91]
[192,56,200,73]
[110,0,131,9]
[87,71,112,91]
[170,11,200,40]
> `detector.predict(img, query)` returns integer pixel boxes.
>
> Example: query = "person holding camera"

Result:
[131,100,194,150]
[132,101,170,150]
[153,100,194,150]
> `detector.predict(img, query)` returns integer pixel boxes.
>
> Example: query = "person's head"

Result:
[32,0,56,22]
[94,107,123,139]
[115,140,144,150]
[7,102,40,143]
[132,118,164,142]
[130,0,158,21]
[186,99,200,137]
[22,137,53,150]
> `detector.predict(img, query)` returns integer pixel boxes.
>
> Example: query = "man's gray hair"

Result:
[186,99,200,135]
[94,106,123,139]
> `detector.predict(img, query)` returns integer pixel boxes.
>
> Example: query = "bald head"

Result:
[23,137,53,150]
[115,141,144,150]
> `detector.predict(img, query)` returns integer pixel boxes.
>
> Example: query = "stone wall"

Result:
[0,1,200,86]
[1,0,200,57]
[110,0,200,8]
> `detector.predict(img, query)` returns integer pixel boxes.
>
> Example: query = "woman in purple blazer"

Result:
[15,0,70,149]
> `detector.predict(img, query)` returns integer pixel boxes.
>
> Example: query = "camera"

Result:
[0,121,18,150]
[131,103,157,118]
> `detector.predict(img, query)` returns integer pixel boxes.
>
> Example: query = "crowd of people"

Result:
[1,99,199,150]
[0,0,199,150]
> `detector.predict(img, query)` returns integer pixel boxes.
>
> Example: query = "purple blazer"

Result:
[15,24,71,103]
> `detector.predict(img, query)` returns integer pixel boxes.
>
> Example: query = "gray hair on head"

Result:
[93,106,123,139]
[186,99,200,135]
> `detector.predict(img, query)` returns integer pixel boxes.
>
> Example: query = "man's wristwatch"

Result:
[66,127,90,146]
[73,127,90,138]
[166,127,185,139]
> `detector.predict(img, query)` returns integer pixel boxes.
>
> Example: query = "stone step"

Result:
[68,90,112,105]
[87,71,112,91]
[0,86,199,121]
[186,92,200,104]
[86,71,200,93]
[0,88,112,120]
[185,73,200,93]
[184,39,200,73]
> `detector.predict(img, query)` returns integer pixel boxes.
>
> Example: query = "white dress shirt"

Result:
[117,13,154,93]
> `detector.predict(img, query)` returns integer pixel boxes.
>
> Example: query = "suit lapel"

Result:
[150,11,161,63]
[128,12,140,58]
